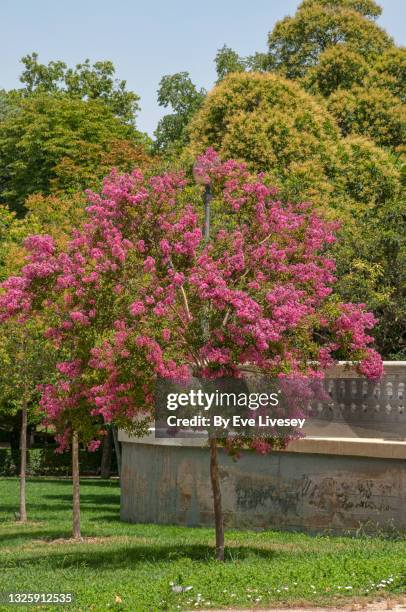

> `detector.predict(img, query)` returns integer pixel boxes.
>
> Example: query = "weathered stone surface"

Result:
[120,441,406,533]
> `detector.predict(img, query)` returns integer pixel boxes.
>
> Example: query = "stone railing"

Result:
[304,361,406,440]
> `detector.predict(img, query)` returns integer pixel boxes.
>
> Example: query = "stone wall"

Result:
[120,439,406,533]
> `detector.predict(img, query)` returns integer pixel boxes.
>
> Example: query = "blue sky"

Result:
[1,0,405,136]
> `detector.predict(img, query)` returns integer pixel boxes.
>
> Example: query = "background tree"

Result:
[302,45,369,96]
[327,85,406,149]
[0,93,147,214]
[215,45,246,82]
[19,53,140,124]
[367,47,406,102]
[154,72,206,154]
[333,190,406,358]
[265,0,392,79]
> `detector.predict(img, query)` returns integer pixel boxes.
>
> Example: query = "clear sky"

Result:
[1,0,405,136]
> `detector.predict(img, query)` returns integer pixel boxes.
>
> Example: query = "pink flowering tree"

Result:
[0,149,382,548]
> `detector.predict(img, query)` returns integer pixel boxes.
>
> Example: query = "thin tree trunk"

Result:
[18,401,28,523]
[112,425,121,478]
[209,437,224,561]
[100,429,112,479]
[72,430,81,540]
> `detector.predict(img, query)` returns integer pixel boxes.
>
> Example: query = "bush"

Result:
[0,446,116,477]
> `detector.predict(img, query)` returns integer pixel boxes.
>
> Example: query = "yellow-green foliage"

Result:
[188,72,342,207]
[368,47,406,102]
[188,72,400,212]
[302,46,369,97]
[327,85,406,149]
[267,0,392,79]
[336,136,401,208]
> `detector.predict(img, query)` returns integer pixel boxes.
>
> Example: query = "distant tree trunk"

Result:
[100,429,112,479]
[72,430,81,540]
[112,425,121,478]
[18,400,28,523]
[209,437,224,561]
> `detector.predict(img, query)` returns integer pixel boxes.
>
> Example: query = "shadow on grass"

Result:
[2,541,283,566]
[43,492,119,507]
[0,488,120,518]
[24,478,120,488]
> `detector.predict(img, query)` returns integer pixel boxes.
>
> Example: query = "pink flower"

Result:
[130,301,145,316]
[87,440,101,452]
[358,349,384,380]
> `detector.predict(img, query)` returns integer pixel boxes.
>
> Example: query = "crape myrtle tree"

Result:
[0,150,382,551]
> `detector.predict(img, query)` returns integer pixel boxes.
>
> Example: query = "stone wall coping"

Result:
[118,429,406,460]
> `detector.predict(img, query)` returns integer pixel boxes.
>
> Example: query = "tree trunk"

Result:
[209,437,224,561]
[100,429,112,479]
[18,402,28,523]
[112,425,121,478]
[72,430,81,540]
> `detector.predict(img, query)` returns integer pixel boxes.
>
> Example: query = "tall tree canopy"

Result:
[19,53,140,124]
[266,0,392,79]
[0,94,148,215]
[188,72,400,208]
[154,72,206,154]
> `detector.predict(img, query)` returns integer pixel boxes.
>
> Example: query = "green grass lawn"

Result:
[0,477,405,611]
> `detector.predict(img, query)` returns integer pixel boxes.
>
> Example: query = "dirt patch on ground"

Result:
[26,534,149,547]
[197,597,406,612]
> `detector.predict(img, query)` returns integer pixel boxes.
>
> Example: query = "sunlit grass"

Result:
[0,477,405,611]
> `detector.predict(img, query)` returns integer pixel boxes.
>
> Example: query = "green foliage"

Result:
[0,447,110,476]
[19,52,140,124]
[154,72,206,154]
[334,194,406,358]
[0,90,21,121]
[0,318,56,420]
[367,47,406,102]
[302,45,369,96]
[0,93,143,214]
[298,0,382,18]
[215,45,246,82]
[336,136,401,207]
[266,0,392,79]
[327,85,406,149]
